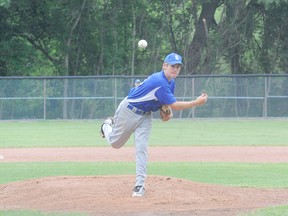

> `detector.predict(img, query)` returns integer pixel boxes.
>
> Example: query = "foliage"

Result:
[0,0,287,76]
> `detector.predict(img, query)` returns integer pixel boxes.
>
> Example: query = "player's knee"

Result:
[111,142,123,149]
[109,136,129,149]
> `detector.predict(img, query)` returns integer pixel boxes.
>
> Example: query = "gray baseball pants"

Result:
[102,98,152,187]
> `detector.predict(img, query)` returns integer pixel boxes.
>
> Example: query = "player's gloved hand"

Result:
[160,105,173,122]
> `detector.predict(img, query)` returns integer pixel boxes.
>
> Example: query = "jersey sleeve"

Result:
[155,86,176,105]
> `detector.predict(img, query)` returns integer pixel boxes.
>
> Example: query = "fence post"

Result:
[114,78,117,112]
[192,77,195,118]
[43,78,46,120]
[263,76,268,118]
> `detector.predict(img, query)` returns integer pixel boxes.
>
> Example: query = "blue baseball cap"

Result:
[134,79,141,84]
[164,53,182,65]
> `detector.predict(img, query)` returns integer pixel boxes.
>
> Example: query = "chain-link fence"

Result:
[0,75,287,120]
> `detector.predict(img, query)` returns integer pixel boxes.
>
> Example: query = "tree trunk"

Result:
[64,0,87,76]
[187,0,221,74]
[226,0,247,116]
[131,3,136,77]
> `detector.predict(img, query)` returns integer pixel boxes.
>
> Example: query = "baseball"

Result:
[0,155,4,160]
[138,39,148,49]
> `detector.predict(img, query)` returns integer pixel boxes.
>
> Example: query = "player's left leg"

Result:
[132,114,152,196]
[102,99,145,149]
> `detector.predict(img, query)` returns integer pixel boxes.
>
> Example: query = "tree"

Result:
[1,0,288,76]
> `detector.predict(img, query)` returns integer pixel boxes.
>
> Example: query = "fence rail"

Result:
[0,74,287,120]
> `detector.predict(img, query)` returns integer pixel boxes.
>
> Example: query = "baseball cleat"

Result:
[100,123,105,138]
[100,117,114,138]
[104,117,114,125]
[132,185,145,197]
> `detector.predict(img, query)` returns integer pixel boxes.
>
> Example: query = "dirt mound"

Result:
[1,175,288,216]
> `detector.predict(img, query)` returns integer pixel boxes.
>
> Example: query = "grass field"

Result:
[2,206,288,216]
[0,119,288,216]
[0,119,287,147]
[1,162,288,187]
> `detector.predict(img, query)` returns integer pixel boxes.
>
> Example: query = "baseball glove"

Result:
[160,105,172,121]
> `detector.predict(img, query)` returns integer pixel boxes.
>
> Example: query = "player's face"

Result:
[163,63,182,80]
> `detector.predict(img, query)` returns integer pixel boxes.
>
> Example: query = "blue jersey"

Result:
[127,71,176,112]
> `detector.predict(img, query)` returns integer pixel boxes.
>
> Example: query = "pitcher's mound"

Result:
[1,175,288,216]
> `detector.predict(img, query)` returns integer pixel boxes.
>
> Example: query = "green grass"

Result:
[151,119,288,146]
[1,162,288,188]
[0,119,287,216]
[243,206,288,216]
[0,119,287,147]
[3,206,288,216]
[0,121,99,148]
[0,210,88,216]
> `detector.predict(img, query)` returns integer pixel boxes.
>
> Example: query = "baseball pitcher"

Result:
[101,53,208,197]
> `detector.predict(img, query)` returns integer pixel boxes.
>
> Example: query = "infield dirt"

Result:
[0,146,288,216]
